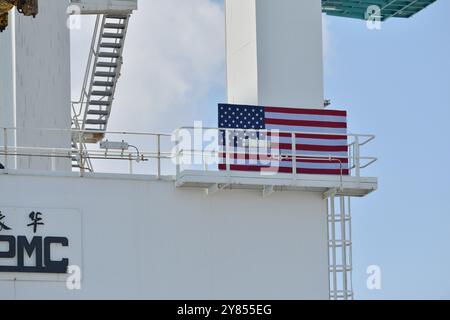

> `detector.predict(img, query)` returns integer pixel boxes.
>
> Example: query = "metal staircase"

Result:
[72,13,132,170]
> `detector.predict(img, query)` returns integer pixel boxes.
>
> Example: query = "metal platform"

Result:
[176,169,377,198]
[1,127,378,199]
[70,0,137,14]
[322,0,436,21]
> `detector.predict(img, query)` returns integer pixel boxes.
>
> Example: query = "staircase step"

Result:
[87,110,110,116]
[89,100,111,106]
[100,42,122,49]
[91,90,113,96]
[104,23,126,29]
[96,61,118,68]
[95,71,116,78]
[86,119,108,125]
[93,81,114,87]
[85,128,106,132]
[98,52,120,58]
[102,33,124,39]
[106,14,128,20]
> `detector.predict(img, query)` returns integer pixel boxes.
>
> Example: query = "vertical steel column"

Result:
[348,197,354,298]
[3,128,8,170]
[353,136,360,178]
[291,132,297,175]
[329,194,338,299]
[226,129,232,172]
[340,196,348,299]
[157,134,161,179]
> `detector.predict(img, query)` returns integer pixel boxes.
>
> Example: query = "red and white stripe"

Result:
[219,107,349,175]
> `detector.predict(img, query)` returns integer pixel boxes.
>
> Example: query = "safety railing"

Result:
[0,127,173,177]
[0,127,377,180]
[173,127,377,180]
[71,15,102,129]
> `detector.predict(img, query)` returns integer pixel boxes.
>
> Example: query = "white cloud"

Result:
[322,16,330,57]
[322,16,333,65]
[71,0,225,133]
[322,15,337,82]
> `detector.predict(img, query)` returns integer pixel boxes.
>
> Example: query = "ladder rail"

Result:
[71,15,105,172]
[101,14,130,131]
[327,194,354,300]
[72,15,102,127]
[73,15,101,107]
[71,104,94,172]
[71,12,132,172]
[81,14,107,131]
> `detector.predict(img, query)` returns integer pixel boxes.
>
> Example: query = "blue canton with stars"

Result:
[218,104,266,130]
[218,104,268,148]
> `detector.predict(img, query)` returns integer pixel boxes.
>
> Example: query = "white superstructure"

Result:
[0,0,379,300]
[225,0,324,108]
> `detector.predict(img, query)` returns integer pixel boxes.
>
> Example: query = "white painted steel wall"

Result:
[225,0,325,108]
[0,172,329,299]
[0,0,71,171]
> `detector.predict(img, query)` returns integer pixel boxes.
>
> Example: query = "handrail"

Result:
[72,15,101,122]
[73,15,101,106]
[70,15,103,173]
[0,127,376,179]
[81,15,106,131]
[173,127,376,180]
[0,127,172,137]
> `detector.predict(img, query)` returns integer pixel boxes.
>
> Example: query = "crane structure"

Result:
[0,0,436,300]
[70,0,435,171]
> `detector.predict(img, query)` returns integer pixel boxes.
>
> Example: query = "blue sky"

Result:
[70,0,450,299]
[205,0,450,300]
[326,1,450,299]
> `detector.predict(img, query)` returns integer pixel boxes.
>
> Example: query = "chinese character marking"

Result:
[27,211,44,233]
[0,212,11,232]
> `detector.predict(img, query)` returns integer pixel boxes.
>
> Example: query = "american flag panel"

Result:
[218,104,349,175]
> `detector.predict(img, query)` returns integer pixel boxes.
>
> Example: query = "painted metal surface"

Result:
[225,0,324,108]
[0,126,378,197]
[0,171,329,299]
[0,0,71,171]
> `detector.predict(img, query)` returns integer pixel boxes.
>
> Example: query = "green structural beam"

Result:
[322,0,436,21]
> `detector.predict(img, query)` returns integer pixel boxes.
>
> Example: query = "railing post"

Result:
[340,196,348,300]
[79,131,85,176]
[51,148,56,172]
[330,194,338,300]
[353,136,360,178]
[157,134,161,180]
[226,129,231,173]
[174,130,181,178]
[291,132,297,175]
[129,153,133,174]
[3,128,8,170]
[204,153,209,172]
